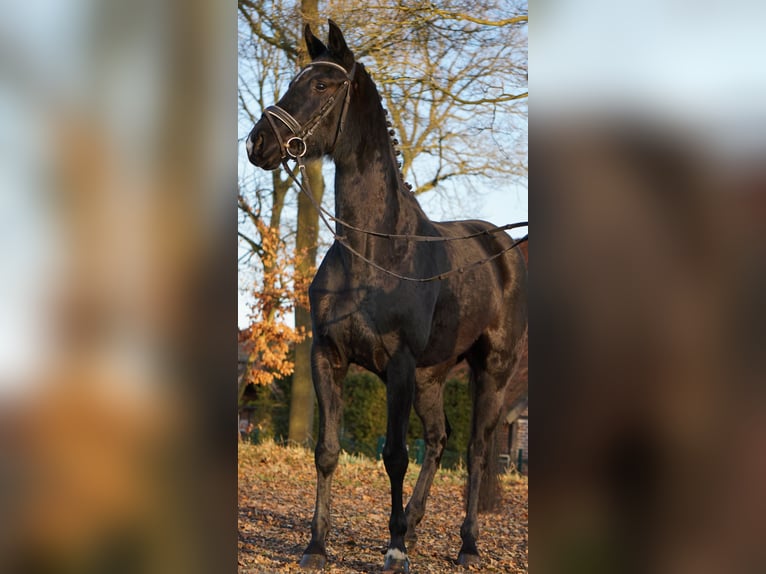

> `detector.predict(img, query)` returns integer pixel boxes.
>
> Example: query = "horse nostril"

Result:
[246,130,266,159]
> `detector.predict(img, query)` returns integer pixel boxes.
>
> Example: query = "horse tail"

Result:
[462,368,504,514]
[463,422,503,514]
[478,424,501,514]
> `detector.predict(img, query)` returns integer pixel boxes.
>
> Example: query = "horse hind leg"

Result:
[404,365,451,548]
[299,341,348,570]
[458,363,509,568]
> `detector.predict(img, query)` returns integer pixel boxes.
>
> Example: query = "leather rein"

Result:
[262,61,529,283]
[263,60,355,160]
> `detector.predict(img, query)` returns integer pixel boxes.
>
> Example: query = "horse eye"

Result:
[315,81,327,92]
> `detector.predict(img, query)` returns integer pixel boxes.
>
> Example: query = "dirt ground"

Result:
[238,442,527,573]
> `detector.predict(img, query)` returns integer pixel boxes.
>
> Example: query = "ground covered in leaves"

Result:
[238,441,527,573]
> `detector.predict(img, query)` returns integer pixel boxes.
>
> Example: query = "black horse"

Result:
[246,20,527,573]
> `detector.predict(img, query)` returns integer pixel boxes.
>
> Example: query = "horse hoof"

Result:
[299,553,326,570]
[383,549,410,573]
[457,551,481,568]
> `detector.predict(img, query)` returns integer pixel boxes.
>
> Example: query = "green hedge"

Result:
[242,368,472,469]
[340,371,387,457]
[341,370,471,469]
[240,373,291,442]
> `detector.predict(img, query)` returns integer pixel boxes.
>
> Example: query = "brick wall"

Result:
[511,417,528,473]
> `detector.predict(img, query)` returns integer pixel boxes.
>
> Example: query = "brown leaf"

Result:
[238,441,527,573]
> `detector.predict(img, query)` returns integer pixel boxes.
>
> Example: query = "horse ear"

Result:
[327,19,354,69]
[304,23,327,60]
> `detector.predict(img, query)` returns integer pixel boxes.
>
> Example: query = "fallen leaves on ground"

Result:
[238,441,527,573]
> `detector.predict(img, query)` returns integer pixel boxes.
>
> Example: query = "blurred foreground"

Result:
[534,118,766,573]
[0,1,236,572]
[532,4,766,571]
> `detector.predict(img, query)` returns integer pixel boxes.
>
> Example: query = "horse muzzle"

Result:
[246,122,282,170]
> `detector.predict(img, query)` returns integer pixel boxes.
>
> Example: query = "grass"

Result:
[240,439,527,488]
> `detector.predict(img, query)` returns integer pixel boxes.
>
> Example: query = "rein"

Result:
[263,61,355,160]
[266,59,528,283]
[282,156,528,283]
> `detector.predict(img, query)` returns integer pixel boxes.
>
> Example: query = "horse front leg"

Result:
[299,340,347,570]
[382,352,416,574]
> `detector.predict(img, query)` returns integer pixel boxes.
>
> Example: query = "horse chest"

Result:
[314,294,403,373]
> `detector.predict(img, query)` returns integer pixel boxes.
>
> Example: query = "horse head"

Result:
[246,20,357,170]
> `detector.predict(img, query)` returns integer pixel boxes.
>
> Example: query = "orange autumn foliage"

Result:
[243,217,311,387]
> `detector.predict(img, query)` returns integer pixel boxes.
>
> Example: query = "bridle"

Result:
[262,60,356,160]
[260,59,528,283]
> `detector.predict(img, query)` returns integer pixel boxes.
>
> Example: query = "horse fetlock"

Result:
[458,528,480,567]
[388,514,408,539]
[404,504,424,535]
[404,526,418,547]
[460,516,479,538]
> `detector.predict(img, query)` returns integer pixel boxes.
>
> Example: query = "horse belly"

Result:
[416,306,493,368]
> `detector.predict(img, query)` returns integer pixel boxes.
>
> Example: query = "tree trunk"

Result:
[288,157,323,445]
[263,171,291,323]
[270,170,289,230]
[287,1,323,446]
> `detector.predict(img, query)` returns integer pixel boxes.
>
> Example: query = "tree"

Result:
[329,0,528,195]
[238,0,306,417]
[239,0,327,445]
[285,0,325,446]
[238,0,528,245]
[238,195,309,402]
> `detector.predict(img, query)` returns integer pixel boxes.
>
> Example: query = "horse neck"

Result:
[331,70,427,245]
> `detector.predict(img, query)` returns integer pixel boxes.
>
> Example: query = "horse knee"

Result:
[422,430,447,464]
[419,429,441,450]
[437,429,448,450]
[315,442,340,476]
[383,444,409,480]
[383,443,408,466]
